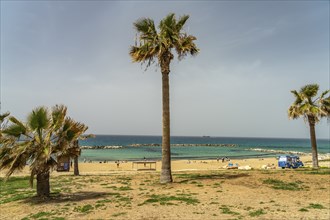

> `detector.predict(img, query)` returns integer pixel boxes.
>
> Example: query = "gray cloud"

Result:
[1,1,329,138]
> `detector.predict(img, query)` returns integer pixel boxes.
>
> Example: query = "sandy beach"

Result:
[0,155,328,180]
[2,155,327,177]
[0,156,312,177]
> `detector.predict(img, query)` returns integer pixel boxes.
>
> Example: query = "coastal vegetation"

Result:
[130,13,199,183]
[0,105,88,197]
[288,84,330,168]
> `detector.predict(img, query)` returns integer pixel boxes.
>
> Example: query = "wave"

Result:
[248,148,330,159]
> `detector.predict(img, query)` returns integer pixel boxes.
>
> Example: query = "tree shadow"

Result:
[23,191,109,204]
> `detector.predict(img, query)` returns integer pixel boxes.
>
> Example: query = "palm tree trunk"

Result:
[74,156,79,176]
[308,116,319,168]
[160,72,173,183]
[36,171,50,197]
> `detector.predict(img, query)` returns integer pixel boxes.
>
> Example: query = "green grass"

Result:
[263,178,304,191]
[299,208,309,212]
[0,176,36,204]
[74,204,94,213]
[297,167,330,175]
[174,173,219,179]
[117,186,133,191]
[220,205,240,215]
[31,211,52,219]
[139,194,199,206]
[96,199,112,204]
[249,209,266,217]
[112,212,127,217]
[308,203,325,209]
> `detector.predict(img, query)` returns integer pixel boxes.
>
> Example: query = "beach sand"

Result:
[43,155,330,175]
[1,155,329,177]
[1,156,329,220]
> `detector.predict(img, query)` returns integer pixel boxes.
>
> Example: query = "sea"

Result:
[79,135,330,162]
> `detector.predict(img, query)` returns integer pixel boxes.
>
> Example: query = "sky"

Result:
[0,0,329,139]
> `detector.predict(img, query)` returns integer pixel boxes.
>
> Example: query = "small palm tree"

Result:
[0,105,88,197]
[288,84,330,168]
[130,13,199,183]
[72,140,81,176]
[64,140,82,176]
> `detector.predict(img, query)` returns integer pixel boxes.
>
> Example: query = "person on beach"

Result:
[116,160,119,168]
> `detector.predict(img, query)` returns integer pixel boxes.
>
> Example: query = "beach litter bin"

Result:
[57,156,70,172]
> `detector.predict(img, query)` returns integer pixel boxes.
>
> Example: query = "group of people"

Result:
[217,157,230,163]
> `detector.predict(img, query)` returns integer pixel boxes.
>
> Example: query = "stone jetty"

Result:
[128,143,237,147]
[80,145,122,149]
[80,143,237,149]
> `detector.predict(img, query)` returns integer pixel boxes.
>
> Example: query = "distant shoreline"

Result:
[86,134,330,141]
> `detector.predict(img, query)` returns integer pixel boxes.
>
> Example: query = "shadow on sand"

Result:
[23,191,109,204]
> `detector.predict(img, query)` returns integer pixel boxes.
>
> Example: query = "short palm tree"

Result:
[288,84,330,168]
[0,105,88,197]
[130,13,199,183]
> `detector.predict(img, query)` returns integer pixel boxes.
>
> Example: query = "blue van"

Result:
[278,155,304,169]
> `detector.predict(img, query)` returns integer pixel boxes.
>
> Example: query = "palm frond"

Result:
[51,105,67,130]
[27,107,50,131]
[130,13,198,70]
[175,34,199,60]
[130,45,158,68]
[0,112,10,124]
[0,141,32,178]
[290,90,303,105]
[300,84,319,98]
[134,18,156,36]
[2,123,26,138]
[319,96,330,117]
[63,118,88,142]
[176,15,189,31]
[288,84,329,123]
[159,13,175,31]
[288,105,301,119]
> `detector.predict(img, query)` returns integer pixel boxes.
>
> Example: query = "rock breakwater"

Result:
[80,145,122,149]
[128,143,237,147]
[80,143,237,149]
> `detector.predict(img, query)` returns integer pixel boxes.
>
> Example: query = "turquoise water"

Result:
[79,135,330,161]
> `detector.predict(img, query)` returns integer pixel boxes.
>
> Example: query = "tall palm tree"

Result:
[0,105,88,197]
[288,84,330,168]
[130,13,199,183]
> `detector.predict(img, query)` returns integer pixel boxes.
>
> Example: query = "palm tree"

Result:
[130,13,199,183]
[288,84,330,168]
[73,140,81,176]
[0,105,88,197]
[0,112,10,131]
[63,140,80,176]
